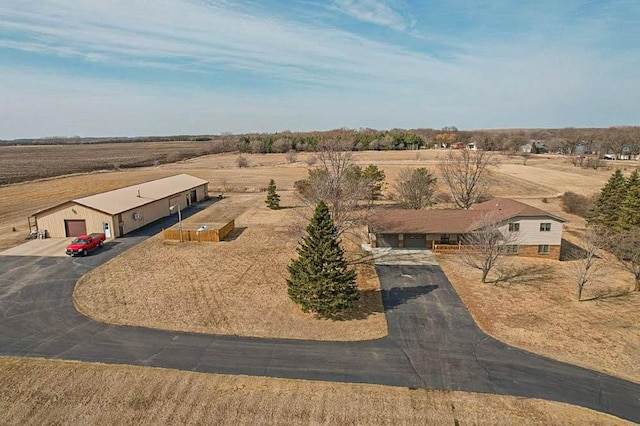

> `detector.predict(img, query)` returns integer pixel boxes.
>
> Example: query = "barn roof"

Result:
[369,198,565,234]
[74,174,208,215]
[34,174,208,216]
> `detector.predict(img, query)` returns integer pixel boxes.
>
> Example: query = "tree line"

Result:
[4,126,639,158]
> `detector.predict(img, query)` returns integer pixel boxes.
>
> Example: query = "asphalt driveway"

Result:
[0,222,639,422]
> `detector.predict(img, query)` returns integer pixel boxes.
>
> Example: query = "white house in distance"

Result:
[369,198,566,259]
[32,174,209,238]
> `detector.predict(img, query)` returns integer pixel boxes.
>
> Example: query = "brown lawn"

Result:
[74,191,388,341]
[437,196,640,383]
[0,357,628,425]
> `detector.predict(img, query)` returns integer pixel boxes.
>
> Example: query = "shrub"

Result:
[561,191,594,218]
[236,155,249,168]
[286,150,298,163]
[305,154,318,166]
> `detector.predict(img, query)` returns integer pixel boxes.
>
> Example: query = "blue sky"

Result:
[0,0,638,139]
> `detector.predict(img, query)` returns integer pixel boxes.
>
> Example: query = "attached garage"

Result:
[64,219,87,237]
[377,234,399,248]
[32,174,209,239]
[404,234,427,249]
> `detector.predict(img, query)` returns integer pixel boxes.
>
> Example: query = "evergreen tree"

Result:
[588,170,627,230]
[620,170,640,229]
[265,179,280,209]
[287,201,358,317]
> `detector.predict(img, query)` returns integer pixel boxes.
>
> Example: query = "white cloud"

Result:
[330,0,411,31]
[0,0,638,138]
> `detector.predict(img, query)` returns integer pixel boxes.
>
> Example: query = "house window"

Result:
[440,234,450,244]
[540,223,551,232]
[538,245,550,254]
[507,245,519,254]
[508,223,520,232]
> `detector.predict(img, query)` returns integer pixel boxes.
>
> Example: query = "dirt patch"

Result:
[74,192,388,341]
[0,357,627,425]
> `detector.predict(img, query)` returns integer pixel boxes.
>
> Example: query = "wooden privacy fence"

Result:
[433,242,463,253]
[163,220,234,243]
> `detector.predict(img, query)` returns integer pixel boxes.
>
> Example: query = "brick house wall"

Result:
[510,244,561,260]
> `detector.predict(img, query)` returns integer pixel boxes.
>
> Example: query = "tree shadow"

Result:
[329,285,438,320]
[490,264,557,286]
[580,289,635,302]
[222,227,247,242]
[560,238,588,261]
[381,285,439,309]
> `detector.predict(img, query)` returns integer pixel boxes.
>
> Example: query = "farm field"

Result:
[0,141,213,186]
[0,357,628,425]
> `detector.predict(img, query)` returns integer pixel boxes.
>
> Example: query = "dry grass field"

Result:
[437,195,640,383]
[0,357,628,425]
[74,191,388,340]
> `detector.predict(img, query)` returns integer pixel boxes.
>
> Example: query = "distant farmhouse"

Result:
[519,141,549,154]
[32,174,208,238]
[369,198,565,260]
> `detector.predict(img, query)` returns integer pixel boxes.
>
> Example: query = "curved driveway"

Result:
[0,220,639,422]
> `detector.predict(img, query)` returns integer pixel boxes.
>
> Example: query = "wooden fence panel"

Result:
[163,220,234,243]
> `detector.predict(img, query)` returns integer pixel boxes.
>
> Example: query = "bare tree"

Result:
[569,229,604,301]
[460,213,522,283]
[296,141,380,230]
[439,150,497,209]
[393,168,437,209]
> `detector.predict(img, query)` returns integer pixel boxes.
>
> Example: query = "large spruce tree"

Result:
[287,201,358,317]
[265,179,280,209]
[620,170,640,229]
[588,169,627,230]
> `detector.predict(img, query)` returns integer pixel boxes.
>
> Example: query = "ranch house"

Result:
[32,174,209,238]
[368,198,565,259]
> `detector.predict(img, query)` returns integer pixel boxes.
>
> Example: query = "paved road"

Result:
[0,217,639,422]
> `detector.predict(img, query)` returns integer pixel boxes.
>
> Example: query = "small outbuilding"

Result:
[32,174,209,238]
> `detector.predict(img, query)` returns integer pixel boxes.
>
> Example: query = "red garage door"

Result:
[65,220,87,237]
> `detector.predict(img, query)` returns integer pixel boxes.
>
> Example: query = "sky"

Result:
[0,0,639,139]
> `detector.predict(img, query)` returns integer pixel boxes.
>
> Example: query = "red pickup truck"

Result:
[65,233,106,257]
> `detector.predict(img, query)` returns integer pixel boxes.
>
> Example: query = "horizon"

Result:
[1,1,639,139]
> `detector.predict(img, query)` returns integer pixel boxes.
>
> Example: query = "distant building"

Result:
[520,141,549,154]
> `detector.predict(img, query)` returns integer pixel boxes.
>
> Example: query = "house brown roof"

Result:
[471,198,566,222]
[369,198,565,234]
[369,209,481,234]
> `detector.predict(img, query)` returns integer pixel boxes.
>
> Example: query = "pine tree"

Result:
[588,170,627,230]
[287,201,358,318]
[620,170,640,229]
[265,179,280,209]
